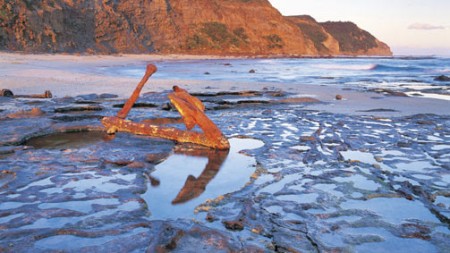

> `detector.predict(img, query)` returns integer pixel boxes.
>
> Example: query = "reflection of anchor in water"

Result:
[101,64,230,150]
[171,148,229,204]
[144,148,229,204]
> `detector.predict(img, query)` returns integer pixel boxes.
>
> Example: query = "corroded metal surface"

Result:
[102,64,230,150]
[102,116,229,149]
[116,64,157,119]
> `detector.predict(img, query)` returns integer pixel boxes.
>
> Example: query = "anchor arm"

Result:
[102,116,230,150]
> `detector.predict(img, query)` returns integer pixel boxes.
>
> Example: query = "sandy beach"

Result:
[1,52,449,252]
[1,52,449,117]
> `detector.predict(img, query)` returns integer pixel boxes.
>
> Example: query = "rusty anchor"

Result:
[101,64,230,150]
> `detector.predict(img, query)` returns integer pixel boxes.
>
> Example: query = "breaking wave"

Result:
[314,63,423,72]
[371,64,423,72]
[313,64,377,71]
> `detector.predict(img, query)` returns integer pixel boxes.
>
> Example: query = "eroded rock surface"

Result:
[0,91,449,252]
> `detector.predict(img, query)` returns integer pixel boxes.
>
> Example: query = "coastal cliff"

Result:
[0,0,392,56]
[286,15,340,56]
[321,21,392,56]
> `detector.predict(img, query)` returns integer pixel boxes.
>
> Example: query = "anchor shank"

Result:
[117,64,157,119]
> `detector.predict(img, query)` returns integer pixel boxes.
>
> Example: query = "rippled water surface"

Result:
[102,57,450,100]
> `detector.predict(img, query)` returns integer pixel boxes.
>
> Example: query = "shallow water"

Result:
[102,57,450,100]
[221,106,450,252]
[25,131,110,149]
[142,137,264,220]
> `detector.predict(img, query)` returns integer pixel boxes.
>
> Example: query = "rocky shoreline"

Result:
[0,54,449,252]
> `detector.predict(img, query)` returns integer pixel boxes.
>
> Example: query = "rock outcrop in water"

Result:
[0,0,392,56]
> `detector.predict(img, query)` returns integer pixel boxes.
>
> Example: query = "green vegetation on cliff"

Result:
[0,0,392,56]
[321,22,377,52]
[186,22,249,50]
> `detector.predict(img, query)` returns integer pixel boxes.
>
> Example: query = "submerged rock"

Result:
[54,105,103,113]
[434,75,450,82]
[6,108,44,118]
[370,88,408,97]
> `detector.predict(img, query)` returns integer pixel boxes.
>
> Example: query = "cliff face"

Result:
[321,21,392,56]
[286,15,340,56]
[0,0,392,56]
[150,0,317,55]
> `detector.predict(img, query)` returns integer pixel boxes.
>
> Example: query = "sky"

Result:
[268,0,450,56]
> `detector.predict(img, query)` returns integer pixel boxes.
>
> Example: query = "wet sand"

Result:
[1,52,449,117]
[1,52,449,252]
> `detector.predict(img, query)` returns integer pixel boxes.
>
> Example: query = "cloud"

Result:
[408,23,445,30]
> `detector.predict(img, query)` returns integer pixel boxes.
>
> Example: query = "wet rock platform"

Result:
[0,90,449,252]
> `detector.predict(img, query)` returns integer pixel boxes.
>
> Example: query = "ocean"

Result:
[104,57,450,101]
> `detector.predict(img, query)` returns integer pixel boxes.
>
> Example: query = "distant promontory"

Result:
[0,0,392,56]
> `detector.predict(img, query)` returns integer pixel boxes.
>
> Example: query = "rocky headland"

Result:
[0,0,392,56]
